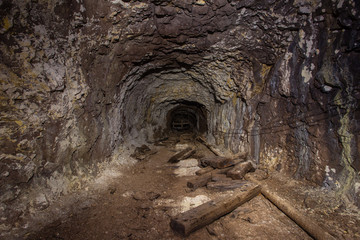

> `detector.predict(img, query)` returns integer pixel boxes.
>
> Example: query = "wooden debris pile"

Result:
[189,155,257,192]
[170,183,261,237]
[166,143,263,236]
[167,141,335,239]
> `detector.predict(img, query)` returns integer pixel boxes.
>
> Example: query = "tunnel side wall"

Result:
[0,0,359,236]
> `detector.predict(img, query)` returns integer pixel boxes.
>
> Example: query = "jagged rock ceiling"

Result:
[0,0,359,237]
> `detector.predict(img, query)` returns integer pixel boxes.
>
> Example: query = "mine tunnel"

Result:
[168,102,207,134]
[1,0,360,239]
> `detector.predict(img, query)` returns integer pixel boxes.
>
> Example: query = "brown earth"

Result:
[25,136,360,240]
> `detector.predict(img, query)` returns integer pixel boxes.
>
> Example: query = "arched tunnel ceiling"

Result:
[83,0,302,90]
[119,54,260,144]
[1,1,360,237]
[77,0,313,145]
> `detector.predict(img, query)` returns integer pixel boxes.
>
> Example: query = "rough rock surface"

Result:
[0,0,359,237]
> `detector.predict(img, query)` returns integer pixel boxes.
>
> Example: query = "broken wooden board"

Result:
[200,156,233,169]
[168,147,195,163]
[207,180,249,191]
[227,161,255,180]
[170,183,261,236]
[246,175,336,240]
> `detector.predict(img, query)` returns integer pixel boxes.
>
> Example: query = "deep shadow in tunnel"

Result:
[166,100,207,136]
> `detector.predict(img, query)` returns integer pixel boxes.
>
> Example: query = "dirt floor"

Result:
[24,135,360,240]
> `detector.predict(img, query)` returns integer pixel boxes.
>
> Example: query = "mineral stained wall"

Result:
[0,0,359,234]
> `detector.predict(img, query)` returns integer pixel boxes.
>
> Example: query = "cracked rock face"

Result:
[0,0,359,236]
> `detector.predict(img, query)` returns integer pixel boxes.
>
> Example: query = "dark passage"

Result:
[171,111,195,131]
[167,101,207,135]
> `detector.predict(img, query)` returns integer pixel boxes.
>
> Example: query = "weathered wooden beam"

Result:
[187,167,234,190]
[207,180,248,191]
[246,176,336,240]
[179,148,196,160]
[261,187,336,240]
[195,166,214,176]
[187,174,213,190]
[200,156,234,169]
[170,184,261,236]
[196,136,222,156]
[227,161,255,180]
[211,173,230,182]
[168,147,195,163]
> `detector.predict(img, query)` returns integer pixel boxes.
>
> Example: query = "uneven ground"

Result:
[24,136,360,240]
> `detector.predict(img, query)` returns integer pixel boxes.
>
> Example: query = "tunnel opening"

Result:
[166,101,208,137]
[171,111,195,132]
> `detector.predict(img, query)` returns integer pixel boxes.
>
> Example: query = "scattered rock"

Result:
[174,143,189,151]
[130,145,157,161]
[34,193,49,210]
[108,186,117,194]
[133,191,161,201]
[244,169,269,181]
[147,192,161,201]
[133,191,147,201]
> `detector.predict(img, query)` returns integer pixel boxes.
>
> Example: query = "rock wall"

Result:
[256,0,360,205]
[0,0,359,235]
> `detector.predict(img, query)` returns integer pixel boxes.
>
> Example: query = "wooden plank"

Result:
[196,136,222,156]
[170,184,261,236]
[200,156,233,169]
[227,161,255,180]
[211,173,230,182]
[195,166,214,176]
[207,180,248,191]
[168,147,195,163]
[246,175,336,240]
[179,148,196,160]
[187,167,234,190]
[261,187,336,240]
[187,174,213,190]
